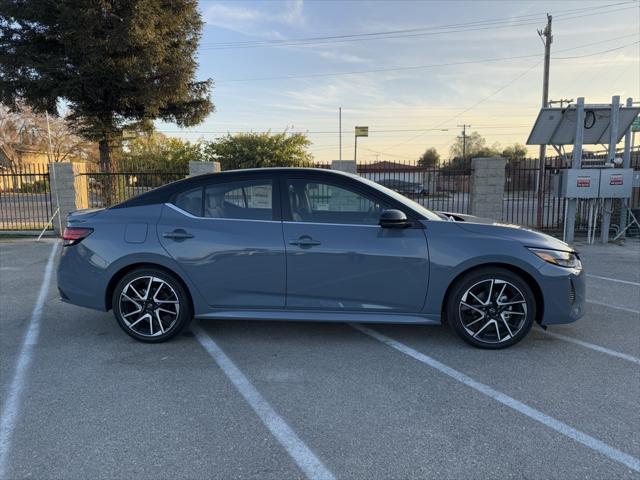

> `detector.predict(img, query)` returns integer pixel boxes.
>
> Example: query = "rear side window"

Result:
[173,187,203,216]
[204,180,273,220]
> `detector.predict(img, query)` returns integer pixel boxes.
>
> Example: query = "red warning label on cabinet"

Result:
[576,177,591,187]
[609,174,623,186]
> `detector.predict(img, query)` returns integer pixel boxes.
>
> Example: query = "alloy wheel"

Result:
[118,276,180,337]
[458,278,528,344]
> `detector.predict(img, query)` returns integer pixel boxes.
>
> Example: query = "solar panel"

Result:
[527,106,640,145]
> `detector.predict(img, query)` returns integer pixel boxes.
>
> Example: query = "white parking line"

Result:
[351,324,640,474]
[541,330,640,365]
[0,241,60,479]
[587,274,640,287]
[193,325,335,480]
[587,300,640,315]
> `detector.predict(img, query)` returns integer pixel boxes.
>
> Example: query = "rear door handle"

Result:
[289,236,321,248]
[163,229,193,240]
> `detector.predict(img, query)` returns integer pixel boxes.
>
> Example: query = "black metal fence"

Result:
[0,164,54,231]
[75,167,188,208]
[357,160,471,214]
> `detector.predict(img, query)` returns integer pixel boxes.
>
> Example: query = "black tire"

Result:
[446,267,536,349]
[112,268,192,343]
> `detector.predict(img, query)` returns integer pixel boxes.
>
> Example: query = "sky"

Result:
[157,0,640,163]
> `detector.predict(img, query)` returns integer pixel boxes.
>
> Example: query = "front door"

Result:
[158,178,285,308]
[282,176,429,312]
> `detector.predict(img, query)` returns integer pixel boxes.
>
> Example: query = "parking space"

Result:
[1,238,639,479]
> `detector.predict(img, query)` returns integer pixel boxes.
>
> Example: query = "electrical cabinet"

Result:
[598,168,634,198]
[555,168,635,198]
[559,169,600,198]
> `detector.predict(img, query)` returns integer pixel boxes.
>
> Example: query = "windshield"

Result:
[354,175,443,221]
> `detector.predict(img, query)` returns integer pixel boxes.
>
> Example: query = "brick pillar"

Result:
[49,162,77,236]
[331,160,357,174]
[189,161,221,177]
[470,157,506,221]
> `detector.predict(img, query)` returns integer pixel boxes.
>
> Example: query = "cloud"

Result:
[203,0,306,36]
[318,50,368,64]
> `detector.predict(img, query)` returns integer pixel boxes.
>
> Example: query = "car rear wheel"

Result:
[113,268,192,343]
[446,267,536,349]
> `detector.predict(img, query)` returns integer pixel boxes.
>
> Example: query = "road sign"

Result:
[632,116,640,132]
[355,126,369,137]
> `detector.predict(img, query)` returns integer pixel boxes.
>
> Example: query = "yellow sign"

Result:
[355,126,369,137]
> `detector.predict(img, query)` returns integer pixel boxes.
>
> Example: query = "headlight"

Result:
[528,248,582,269]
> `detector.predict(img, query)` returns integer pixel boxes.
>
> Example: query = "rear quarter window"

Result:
[172,187,203,216]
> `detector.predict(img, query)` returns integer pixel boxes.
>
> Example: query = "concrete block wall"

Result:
[49,162,77,235]
[470,157,506,221]
[189,161,221,177]
[331,160,357,174]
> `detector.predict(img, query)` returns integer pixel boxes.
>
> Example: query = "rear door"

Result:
[282,175,429,312]
[158,177,286,308]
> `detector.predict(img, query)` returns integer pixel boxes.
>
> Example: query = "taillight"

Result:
[62,227,93,246]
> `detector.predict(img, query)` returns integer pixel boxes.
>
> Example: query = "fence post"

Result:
[72,162,89,209]
[49,162,77,236]
[470,157,506,221]
[189,161,220,177]
[331,160,357,174]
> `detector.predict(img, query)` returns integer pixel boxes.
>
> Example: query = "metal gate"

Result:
[0,164,54,231]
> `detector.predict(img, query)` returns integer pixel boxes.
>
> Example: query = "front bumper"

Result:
[537,263,586,325]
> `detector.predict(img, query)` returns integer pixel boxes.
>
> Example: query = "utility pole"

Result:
[536,13,552,229]
[457,124,471,161]
[339,107,342,161]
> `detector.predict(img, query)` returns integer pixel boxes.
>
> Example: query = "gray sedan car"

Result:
[57,168,585,348]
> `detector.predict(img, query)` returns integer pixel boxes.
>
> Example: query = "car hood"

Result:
[455,221,573,251]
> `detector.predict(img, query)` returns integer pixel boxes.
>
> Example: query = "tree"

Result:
[501,143,528,164]
[204,131,313,170]
[0,105,40,169]
[417,147,440,168]
[120,132,205,173]
[0,104,96,167]
[449,131,500,160]
[0,0,213,172]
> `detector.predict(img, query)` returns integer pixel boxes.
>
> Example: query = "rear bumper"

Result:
[57,244,109,311]
[537,264,586,325]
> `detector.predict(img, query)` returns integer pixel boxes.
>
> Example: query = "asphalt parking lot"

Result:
[1,237,639,479]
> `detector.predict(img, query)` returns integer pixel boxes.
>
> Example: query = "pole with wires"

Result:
[536,13,552,229]
[457,124,471,162]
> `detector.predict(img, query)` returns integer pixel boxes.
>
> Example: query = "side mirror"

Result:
[379,209,409,228]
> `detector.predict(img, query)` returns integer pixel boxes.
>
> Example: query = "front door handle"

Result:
[289,236,321,248]
[163,229,194,240]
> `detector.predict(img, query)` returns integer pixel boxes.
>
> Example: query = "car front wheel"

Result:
[112,268,192,343]
[447,267,536,349]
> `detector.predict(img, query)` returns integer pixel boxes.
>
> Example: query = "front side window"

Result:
[287,179,388,225]
[204,180,273,220]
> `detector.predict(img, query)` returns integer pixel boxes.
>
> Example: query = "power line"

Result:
[387,60,543,149]
[216,37,639,83]
[199,2,636,50]
[158,126,533,135]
